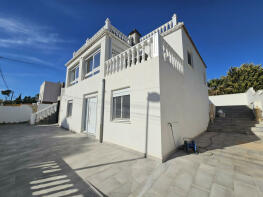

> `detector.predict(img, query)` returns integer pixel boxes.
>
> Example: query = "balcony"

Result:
[104,33,184,77]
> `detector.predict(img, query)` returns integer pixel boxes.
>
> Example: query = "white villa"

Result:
[58,14,209,161]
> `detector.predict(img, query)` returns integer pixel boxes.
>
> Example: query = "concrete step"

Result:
[255,123,263,128]
[209,105,257,134]
[212,120,256,125]
[210,122,256,126]
[207,129,252,134]
[251,127,263,132]
[208,126,263,133]
[38,112,58,125]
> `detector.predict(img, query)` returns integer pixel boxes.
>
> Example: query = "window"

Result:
[84,50,100,77]
[187,51,193,67]
[112,88,130,120]
[67,100,73,117]
[69,66,79,85]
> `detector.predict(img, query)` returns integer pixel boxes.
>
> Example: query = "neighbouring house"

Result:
[39,81,63,104]
[59,14,209,161]
[29,81,63,125]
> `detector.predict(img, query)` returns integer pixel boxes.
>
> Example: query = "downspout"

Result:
[99,78,105,143]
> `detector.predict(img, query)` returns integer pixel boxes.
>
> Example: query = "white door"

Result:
[85,96,97,135]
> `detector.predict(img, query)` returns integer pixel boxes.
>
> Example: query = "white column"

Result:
[124,52,127,68]
[142,42,146,62]
[79,57,84,81]
[131,48,135,65]
[105,18,111,30]
[120,53,123,70]
[101,35,111,77]
[172,14,177,27]
[152,33,160,57]
[65,68,70,87]
[127,50,130,67]
[136,45,140,64]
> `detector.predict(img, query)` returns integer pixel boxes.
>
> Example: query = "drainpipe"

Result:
[99,79,105,143]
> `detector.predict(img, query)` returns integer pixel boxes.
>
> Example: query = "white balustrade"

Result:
[73,26,106,58]
[140,14,178,42]
[73,18,129,59]
[30,103,58,124]
[160,37,184,74]
[109,24,129,43]
[104,35,155,76]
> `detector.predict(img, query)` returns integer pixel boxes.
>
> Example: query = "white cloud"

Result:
[0,52,64,70]
[0,17,69,49]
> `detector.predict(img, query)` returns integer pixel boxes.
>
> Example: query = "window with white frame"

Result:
[67,100,73,117]
[112,88,130,120]
[69,66,79,85]
[187,50,193,67]
[84,49,100,77]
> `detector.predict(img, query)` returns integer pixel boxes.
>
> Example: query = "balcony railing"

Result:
[73,18,129,59]
[161,37,184,74]
[140,14,178,42]
[104,34,155,76]
[104,32,184,77]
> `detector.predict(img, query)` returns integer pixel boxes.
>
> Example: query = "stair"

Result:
[30,103,58,125]
[38,111,58,124]
[207,105,263,135]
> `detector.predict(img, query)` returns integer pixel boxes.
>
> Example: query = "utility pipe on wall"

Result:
[99,79,105,143]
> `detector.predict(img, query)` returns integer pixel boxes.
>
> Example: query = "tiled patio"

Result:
[1,124,263,197]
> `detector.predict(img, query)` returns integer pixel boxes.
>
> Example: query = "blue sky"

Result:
[0,0,262,99]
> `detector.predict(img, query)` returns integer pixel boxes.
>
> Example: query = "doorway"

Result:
[84,96,97,135]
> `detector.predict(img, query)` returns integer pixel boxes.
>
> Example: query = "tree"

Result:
[2,93,39,105]
[14,94,22,104]
[208,63,263,96]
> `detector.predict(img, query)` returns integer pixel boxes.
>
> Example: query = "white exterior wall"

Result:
[39,82,45,102]
[59,21,209,161]
[209,93,248,106]
[103,57,162,158]
[39,81,61,103]
[209,88,263,108]
[159,28,209,159]
[59,34,163,158]
[59,36,106,136]
[0,105,33,123]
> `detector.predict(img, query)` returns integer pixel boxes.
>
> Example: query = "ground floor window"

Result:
[67,100,73,117]
[112,88,130,120]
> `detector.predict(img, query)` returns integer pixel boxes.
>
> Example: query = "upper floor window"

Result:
[69,66,79,85]
[187,51,193,67]
[84,50,100,77]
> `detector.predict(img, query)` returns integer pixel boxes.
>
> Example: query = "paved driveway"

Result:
[1,124,263,197]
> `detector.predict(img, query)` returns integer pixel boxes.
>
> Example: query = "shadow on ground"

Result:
[0,124,104,197]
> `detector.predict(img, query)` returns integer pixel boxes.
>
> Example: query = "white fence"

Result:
[0,105,33,123]
[209,93,247,106]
